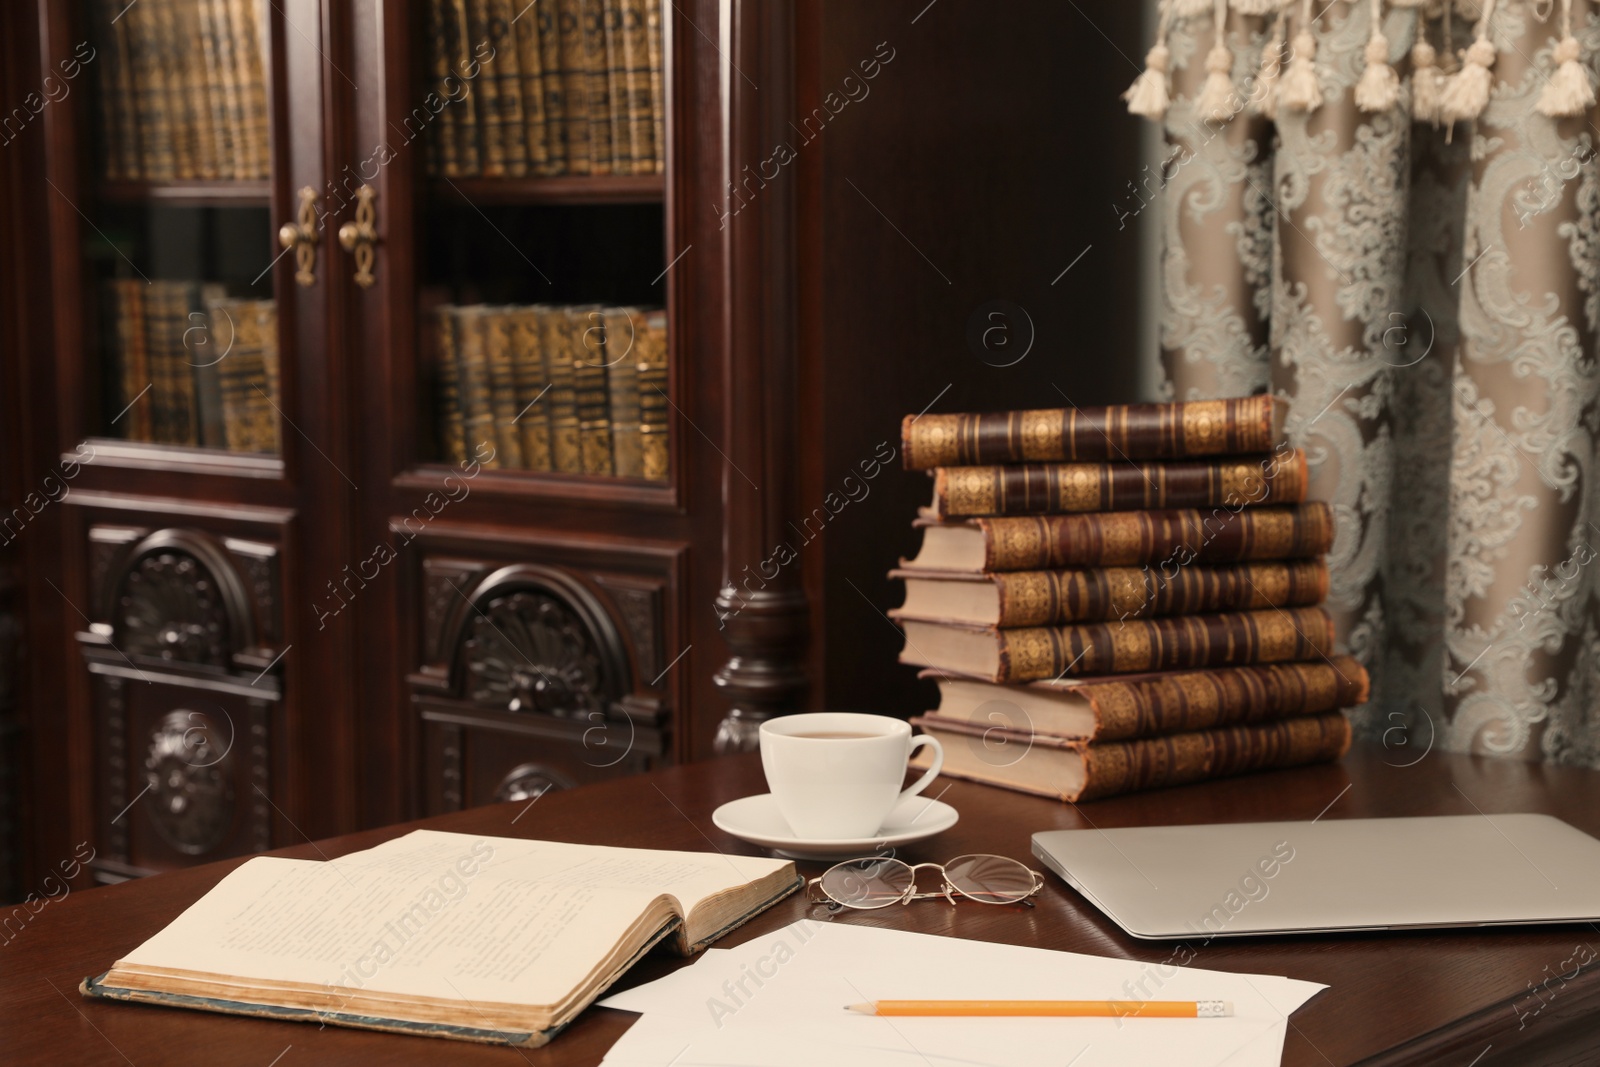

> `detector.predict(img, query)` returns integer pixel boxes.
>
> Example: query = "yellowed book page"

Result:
[114,832,786,1010]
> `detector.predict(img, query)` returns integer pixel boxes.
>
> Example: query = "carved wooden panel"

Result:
[117,552,233,667]
[462,589,611,719]
[421,559,486,663]
[142,708,235,856]
[593,576,663,681]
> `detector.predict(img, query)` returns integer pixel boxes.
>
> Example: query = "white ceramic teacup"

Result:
[758,713,944,839]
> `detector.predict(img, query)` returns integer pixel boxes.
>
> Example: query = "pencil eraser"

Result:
[1196,1000,1233,1018]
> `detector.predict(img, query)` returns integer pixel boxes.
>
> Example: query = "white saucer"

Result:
[711,793,959,861]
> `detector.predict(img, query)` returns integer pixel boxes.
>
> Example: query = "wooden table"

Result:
[7,742,1600,1065]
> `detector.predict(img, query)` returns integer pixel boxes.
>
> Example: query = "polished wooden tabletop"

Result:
[6,742,1600,1066]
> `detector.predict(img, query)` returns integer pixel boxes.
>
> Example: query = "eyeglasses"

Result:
[808,854,1046,910]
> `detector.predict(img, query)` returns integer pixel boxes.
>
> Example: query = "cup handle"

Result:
[899,734,944,804]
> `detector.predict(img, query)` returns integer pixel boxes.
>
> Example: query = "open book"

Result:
[81,830,800,1047]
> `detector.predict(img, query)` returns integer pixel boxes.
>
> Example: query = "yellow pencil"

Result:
[845,1000,1233,1018]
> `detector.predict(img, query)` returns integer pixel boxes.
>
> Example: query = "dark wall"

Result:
[799,0,1147,716]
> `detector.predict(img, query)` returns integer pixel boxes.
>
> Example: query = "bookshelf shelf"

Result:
[394,464,678,511]
[98,180,273,207]
[431,174,666,207]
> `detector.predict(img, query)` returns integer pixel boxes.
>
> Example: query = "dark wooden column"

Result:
[712,0,808,752]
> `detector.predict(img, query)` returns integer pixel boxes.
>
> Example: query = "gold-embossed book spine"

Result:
[979,559,1328,627]
[1079,657,1367,741]
[902,394,1284,470]
[991,606,1335,684]
[1074,712,1352,801]
[975,502,1335,572]
[932,451,1306,518]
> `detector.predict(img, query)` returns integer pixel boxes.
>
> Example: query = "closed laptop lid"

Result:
[1032,814,1600,940]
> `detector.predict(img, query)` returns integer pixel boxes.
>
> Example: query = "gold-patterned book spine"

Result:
[1074,713,1351,801]
[509,307,552,471]
[467,0,508,176]
[229,0,271,179]
[488,0,528,175]
[903,394,1285,470]
[176,0,218,180]
[433,308,468,464]
[950,559,1328,627]
[636,308,669,480]
[427,0,461,177]
[97,0,137,179]
[602,0,631,173]
[604,307,644,478]
[257,300,280,453]
[128,0,177,180]
[645,0,663,173]
[152,0,198,178]
[196,0,235,179]
[537,0,567,172]
[512,0,551,174]
[556,0,591,174]
[570,305,614,475]
[579,0,613,174]
[448,0,483,174]
[975,502,1335,572]
[483,308,527,468]
[619,0,654,172]
[451,307,501,467]
[541,307,584,473]
[108,280,153,442]
[932,451,1306,518]
[1078,657,1368,742]
[989,606,1335,684]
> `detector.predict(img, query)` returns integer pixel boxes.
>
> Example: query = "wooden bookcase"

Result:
[0,0,1143,891]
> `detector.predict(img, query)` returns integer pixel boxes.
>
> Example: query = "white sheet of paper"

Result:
[596,922,1324,1067]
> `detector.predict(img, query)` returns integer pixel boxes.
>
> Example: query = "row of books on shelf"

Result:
[95,0,271,182]
[435,302,667,479]
[895,394,1363,804]
[105,280,280,453]
[424,0,665,178]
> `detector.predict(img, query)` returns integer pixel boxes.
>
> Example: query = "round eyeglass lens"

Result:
[819,857,915,909]
[942,854,1037,904]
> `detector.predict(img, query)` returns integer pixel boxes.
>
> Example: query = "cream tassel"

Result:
[1124,2,1176,119]
[1439,0,1499,124]
[1410,39,1442,123]
[1355,0,1400,112]
[1253,11,1288,117]
[1536,0,1596,117]
[1231,0,1283,14]
[1194,0,1240,122]
[1278,0,1324,114]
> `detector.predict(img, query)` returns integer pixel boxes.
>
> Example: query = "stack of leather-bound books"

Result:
[894,395,1365,803]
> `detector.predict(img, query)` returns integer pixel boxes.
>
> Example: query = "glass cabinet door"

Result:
[82,0,283,458]
[409,0,672,484]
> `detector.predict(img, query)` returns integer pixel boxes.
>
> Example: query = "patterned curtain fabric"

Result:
[1142,0,1600,764]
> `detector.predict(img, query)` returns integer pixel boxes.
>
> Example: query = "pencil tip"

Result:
[844,1003,873,1014]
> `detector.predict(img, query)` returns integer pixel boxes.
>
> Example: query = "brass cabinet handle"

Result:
[278,186,320,287]
[337,185,378,288]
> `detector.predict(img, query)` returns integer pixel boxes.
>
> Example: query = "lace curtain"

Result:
[1134,0,1600,764]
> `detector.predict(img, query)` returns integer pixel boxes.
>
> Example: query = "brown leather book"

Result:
[897,606,1336,684]
[903,501,1335,573]
[570,305,614,474]
[604,306,644,478]
[556,0,591,173]
[196,0,235,179]
[602,0,631,173]
[889,558,1328,628]
[128,0,176,180]
[98,0,139,180]
[107,279,153,441]
[489,0,529,175]
[579,0,613,174]
[919,656,1368,742]
[910,711,1352,803]
[426,0,461,176]
[228,0,271,180]
[447,0,482,174]
[209,0,247,177]
[902,394,1286,470]
[467,0,509,176]
[537,0,567,171]
[635,308,669,480]
[644,0,663,173]
[511,0,551,174]
[432,308,468,464]
[483,307,527,468]
[509,306,553,471]
[541,306,584,473]
[175,0,218,180]
[450,306,501,468]
[928,451,1306,518]
[619,0,655,172]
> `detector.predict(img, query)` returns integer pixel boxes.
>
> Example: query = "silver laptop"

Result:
[1032,814,1600,939]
